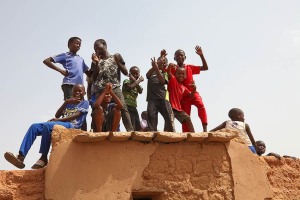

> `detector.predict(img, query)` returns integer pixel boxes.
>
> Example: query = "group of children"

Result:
[4,36,267,170]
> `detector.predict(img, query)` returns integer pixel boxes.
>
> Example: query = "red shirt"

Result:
[171,64,200,91]
[168,74,191,111]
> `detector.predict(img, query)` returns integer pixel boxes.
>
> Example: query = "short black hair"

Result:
[228,108,242,120]
[68,37,81,47]
[174,49,185,56]
[158,56,168,64]
[94,39,107,48]
[130,66,139,72]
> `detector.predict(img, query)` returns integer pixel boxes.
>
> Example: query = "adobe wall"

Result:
[1,126,300,200]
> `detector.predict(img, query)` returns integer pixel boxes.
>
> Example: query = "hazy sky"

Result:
[1,1,299,170]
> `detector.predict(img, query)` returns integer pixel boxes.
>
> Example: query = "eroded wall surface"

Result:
[1,126,300,200]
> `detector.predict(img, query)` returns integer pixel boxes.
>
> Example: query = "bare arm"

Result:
[210,121,226,132]
[110,88,124,110]
[43,57,68,76]
[195,46,208,71]
[91,54,100,82]
[124,75,144,94]
[54,98,81,118]
[114,53,128,76]
[245,123,256,147]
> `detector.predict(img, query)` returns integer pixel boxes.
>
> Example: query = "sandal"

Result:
[4,152,25,169]
[31,159,48,169]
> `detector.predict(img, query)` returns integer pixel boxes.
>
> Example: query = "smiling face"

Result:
[68,38,81,53]
[72,84,85,100]
[104,92,112,103]
[175,67,187,83]
[256,141,266,156]
[130,67,140,80]
[157,57,168,70]
[174,50,186,65]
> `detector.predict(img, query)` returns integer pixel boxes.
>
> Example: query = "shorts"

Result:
[172,109,190,124]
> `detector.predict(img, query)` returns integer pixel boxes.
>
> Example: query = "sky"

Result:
[0,0,299,170]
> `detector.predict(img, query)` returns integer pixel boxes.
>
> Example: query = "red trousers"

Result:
[181,92,207,132]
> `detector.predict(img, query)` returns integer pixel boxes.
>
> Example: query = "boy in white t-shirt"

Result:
[210,108,257,153]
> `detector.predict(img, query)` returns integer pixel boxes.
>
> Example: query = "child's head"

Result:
[72,84,85,100]
[175,67,187,83]
[174,49,186,65]
[103,92,112,103]
[130,66,140,80]
[68,37,82,53]
[157,56,168,70]
[94,39,107,50]
[141,111,147,120]
[94,42,107,56]
[256,140,266,156]
[228,108,245,122]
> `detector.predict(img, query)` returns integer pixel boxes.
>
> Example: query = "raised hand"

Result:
[151,57,158,69]
[160,49,168,57]
[92,53,100,63]
[138,76,144,82]
[195,45,203,56]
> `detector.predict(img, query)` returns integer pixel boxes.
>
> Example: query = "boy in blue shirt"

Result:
[4,84,89,169]
[43,37,90,100]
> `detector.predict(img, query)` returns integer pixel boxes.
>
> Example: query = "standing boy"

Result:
[4,84,89,169]
[172,46,208,132]
[43,37,90,100]
[90,39,133,131]
[122,66,144,131]
[210,108,257,153]
[166,63,196,132]
[146,55,174,132]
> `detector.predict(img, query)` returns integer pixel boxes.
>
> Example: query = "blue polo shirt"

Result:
[52,52,89,85]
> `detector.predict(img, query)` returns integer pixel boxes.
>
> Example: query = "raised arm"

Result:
[150,57,165,84]
[109,86,124,110]
[124,75,144,94]
[195,45,208,71]
[114,53,128,76]
[43,57,68,76]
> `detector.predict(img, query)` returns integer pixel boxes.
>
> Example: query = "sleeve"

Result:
[188,65,201,75]
[52,53,67,65]
[122,79,131,90]
[82,59,89,72]
[77,100,89,114]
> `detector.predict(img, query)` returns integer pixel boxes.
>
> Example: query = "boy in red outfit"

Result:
[166,62,196,132]
[170,46,208,132]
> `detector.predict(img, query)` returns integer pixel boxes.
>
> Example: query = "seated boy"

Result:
[210,108,256,153]
[4,84,89,169]
[166,62,196,132]
[92,82,123,132]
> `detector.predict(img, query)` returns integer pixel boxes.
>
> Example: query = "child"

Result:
[166,62,196,132]
[4,84,89,169]
[140,111,149,132]
[172,46,208,132]
[210,108,257,153]
[91,39,133,132]
[92,82,123,132]
[146,55,174,132]
[43,37,90,100]
[122,66,144,131]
